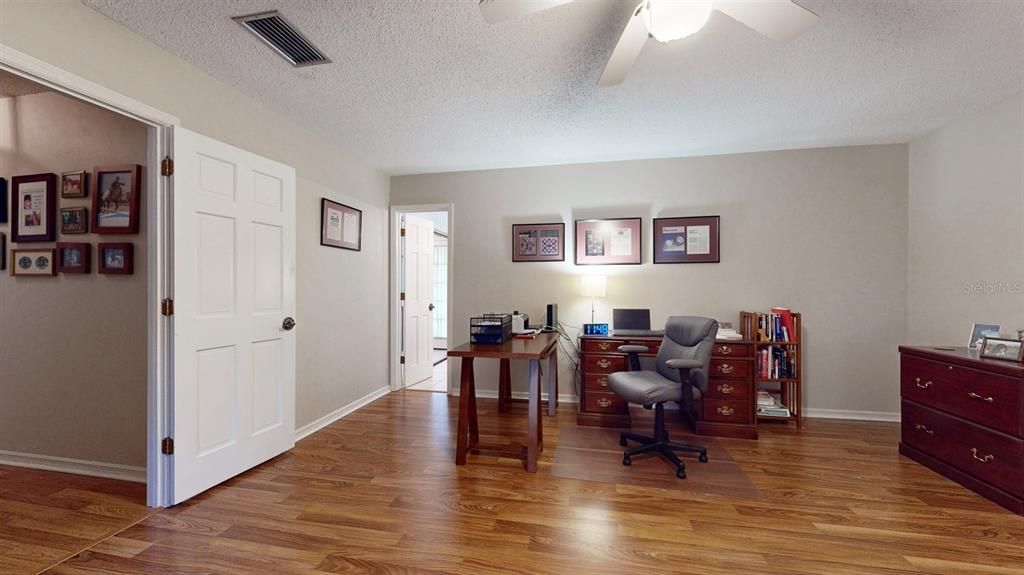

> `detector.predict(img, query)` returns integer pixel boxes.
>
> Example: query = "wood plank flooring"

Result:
[9,391,1024,574]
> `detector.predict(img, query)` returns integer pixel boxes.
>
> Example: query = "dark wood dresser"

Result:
[577,335,757,439]
[899,346,1024,515]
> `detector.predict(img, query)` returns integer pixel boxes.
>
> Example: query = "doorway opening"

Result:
[390,205,453,394]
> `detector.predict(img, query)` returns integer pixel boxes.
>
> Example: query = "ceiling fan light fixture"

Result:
[644,0,714,43]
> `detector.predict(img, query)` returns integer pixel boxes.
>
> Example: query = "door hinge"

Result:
[161,437,174,455]
[400,292,405,301]
[161,156,174,177]
[161,298,174,316]
[400,228,406,237]
[400,355,406,364]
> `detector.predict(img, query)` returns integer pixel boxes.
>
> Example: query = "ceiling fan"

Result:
[479,0,819,86]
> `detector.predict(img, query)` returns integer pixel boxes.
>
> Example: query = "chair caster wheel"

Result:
[699,453,708,463]
[676,468,686,479]
[622,454,631,466]
[619,436,628,447]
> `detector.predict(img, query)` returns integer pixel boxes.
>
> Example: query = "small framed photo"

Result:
[92,165,141,234]
[979,337,1024,362]
[98,243,134,275]
[0,177,7,223]
[653,215,721,264]
[11,173,57,243]
[57,242,91,274]
[10,248,56,277]
[61,170,89,198]
[513,223,565,262]
[968,323,1001,350]
[575,218,642,265]
[61,207,89,234]
[0,233,5,270]
[320,198,362,251]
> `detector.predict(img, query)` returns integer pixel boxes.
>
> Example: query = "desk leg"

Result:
[498,358,511,413]
[547,347,558,416]
[456,357,474,465]
[527,358,540,472]
[468,357,479,446]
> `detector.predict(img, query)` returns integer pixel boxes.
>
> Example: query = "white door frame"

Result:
[0,44,179,507]
[389,203,454,393]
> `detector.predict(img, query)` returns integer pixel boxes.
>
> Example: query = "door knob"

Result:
[428,303,435,311]
[282,317,296,331]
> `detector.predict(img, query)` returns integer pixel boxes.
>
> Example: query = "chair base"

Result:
[618,403,708,479]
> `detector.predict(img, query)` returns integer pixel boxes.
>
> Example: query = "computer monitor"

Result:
[612,308,651,331]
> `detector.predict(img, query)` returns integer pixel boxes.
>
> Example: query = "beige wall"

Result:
[908,93,1024,345]
[0,0,391,462]
[0,90,148,466]
[393,145,909,416]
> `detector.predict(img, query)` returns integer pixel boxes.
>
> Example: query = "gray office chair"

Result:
[608,316,718,479]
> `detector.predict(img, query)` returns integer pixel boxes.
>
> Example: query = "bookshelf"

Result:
[740,310,802,427]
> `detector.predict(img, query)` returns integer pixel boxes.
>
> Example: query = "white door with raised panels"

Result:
[403,215,434,386]
[170,127,296,504]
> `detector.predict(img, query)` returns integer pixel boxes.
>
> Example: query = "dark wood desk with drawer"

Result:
[577,335,757,439]
[899,346,1024,515]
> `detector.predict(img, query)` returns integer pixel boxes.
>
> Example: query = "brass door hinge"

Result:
[400,355,406,365]
[161,298,174,316]
[400,228,406,237]
[161,437,174,455]
[400,292,405,301]
[161,156,174,177]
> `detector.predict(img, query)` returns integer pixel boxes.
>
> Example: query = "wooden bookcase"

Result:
[740,310,802,427]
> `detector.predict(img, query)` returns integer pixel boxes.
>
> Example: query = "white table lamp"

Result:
[581,275,607,324]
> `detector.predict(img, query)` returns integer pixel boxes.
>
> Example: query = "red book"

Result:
[772,308,796,343]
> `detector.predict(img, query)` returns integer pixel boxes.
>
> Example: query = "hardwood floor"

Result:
[13,391,1024,574]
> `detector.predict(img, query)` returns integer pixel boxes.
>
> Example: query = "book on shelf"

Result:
[756,345,796,379]
[751,309,798,343]
[758,405,792,417]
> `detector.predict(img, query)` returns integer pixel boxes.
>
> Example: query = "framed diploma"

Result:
[320,198,362,251]
[653,215,720,264]
[11,173,57,243]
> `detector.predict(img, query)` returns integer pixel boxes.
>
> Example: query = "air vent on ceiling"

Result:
[234,11,331,68]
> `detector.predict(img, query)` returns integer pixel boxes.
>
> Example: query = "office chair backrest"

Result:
[655,316,719,391]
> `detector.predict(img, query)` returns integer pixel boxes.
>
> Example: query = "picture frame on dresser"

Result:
[979,337,1024,362]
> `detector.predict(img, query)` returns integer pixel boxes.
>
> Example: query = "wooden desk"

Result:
[448,333,559,472]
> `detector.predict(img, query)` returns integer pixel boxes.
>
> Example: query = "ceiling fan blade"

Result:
[478,0,575,25]
[714,0,818,42]
[597,2,649,87]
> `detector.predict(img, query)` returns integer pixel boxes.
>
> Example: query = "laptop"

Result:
[612,309,664,337]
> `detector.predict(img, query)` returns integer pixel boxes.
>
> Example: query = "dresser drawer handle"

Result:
[598,377,608,387]
[914,424,934,435]
[718,364,735,375]
[597,397,612,408]
[717,406,735,416]
[598,342,611,350]
[967,392,994,403]
[717,383,735,395]
[597,359,611,369]
[718,346,732,355]
[915,378,932,389]
[970,448,994,463]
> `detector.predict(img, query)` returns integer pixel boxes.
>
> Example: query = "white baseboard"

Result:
[804,408,901,422]
[295,385,392,441]
[0,449,146,483]
[457,389,579,405]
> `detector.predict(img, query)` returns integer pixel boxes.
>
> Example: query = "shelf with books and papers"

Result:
[741,310,802,428]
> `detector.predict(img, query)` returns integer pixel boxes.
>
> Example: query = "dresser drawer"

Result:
[583,391,628,414]
[702,399,751,423]
[902,401,1023,496]
[582,339,625,353]
[902,356,1022,436]
[705,379,751,400]
[584,373,612,391]
[714,343,750,358]
[710,359,750,380]
[583,354,626,374]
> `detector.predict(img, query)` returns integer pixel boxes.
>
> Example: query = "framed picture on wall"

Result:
[92,164,141,234]
[320,198,362,251]
[98,243,134,275]
[10,248,56,277]
[61,170,89,198]
[574,218,642,265]
[512,223,565,262]
[0,177,7,224]
[653,215,721,264]
[0,233,5,270]
[61,207,89,234]
[11,173,57,243]
[57,242,91,274]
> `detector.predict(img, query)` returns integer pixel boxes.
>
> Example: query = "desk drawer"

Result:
[583,339,625,353]
[703,399,751,423]
[583,354,626,374]
[714,343,750,358]
[584,392,628,414]
[711,359,750,380]
[902,357,1022,436]
[705,379,751,400]
[584,373,612,391]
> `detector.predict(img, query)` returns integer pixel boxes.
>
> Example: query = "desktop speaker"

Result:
[545,303,558,332]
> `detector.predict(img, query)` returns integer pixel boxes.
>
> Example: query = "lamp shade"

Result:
[581,275,607,298]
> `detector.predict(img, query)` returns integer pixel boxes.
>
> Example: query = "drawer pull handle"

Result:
[718,364,735,374]
[970,448,994,463]
[598,342,610,350]
[597,359,611,369]
[915,378,932,389]
[718,346,732,355]
[914,424,934,435]
[599,377,608,387]
[967,392,994,403]
[597,397,611,408]
[717,383,735,395]
[717,406,735,416]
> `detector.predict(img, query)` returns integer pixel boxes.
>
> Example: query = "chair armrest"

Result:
[618,345,650,354]
[665,358,702,369]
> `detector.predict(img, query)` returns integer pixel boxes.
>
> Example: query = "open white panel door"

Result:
[403,215,434,386]
[170,127,296,504]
